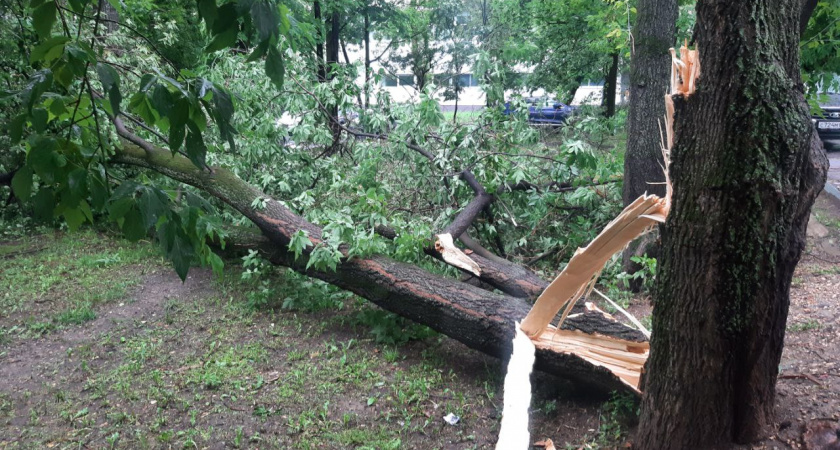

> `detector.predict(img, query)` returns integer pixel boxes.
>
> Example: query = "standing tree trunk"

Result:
[98,0,119,34]
[602,52,619,118]
[363,4,371,109]
[621,0,677,279]
[314,0,325,81]
[636,0,828,447]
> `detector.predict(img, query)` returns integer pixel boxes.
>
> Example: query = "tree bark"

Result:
[621,0,677,280]
[602,52,619,118]
[363,4,371,109]
[636,0,828,447]
[800,0,818,35]
[98,0,119,34]
[314,0,325,81]
[111,141,648,395]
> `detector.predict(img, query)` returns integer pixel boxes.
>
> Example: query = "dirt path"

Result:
[1,190,838,449]
[0,270,213,391]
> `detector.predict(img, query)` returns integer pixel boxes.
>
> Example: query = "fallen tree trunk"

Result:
[113,141,646,394]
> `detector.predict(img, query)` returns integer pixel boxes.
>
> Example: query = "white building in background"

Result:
[345,40,623,111]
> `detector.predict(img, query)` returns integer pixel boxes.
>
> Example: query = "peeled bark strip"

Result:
[521,194,668,339]
[621,0,677,277]
[434,233,481,276]
[636,0,829,447]
[112,141,646,394]
[496,323,536,450]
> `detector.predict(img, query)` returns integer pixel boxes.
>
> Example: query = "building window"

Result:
[398,74,415,87]
[382,75,398,87]
[457,74,478,87]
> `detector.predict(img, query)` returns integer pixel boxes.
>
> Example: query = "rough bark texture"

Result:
[603,52,619,118]
[636,1,828,448]
[113,142,647,395]
[314,0,325,81]
[621,0,677,280]
[799,0,818,35]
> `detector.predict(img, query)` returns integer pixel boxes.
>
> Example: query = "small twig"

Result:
[805,251,840,264]
[779,373,823,386]
[592,288,651,338]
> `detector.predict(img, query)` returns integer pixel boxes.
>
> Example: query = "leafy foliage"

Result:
[4,0,645,285]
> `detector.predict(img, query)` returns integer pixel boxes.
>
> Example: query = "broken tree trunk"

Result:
[112,141,647,395]
[636,0,828,445]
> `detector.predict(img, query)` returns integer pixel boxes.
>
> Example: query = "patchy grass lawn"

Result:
[0,228,620,449]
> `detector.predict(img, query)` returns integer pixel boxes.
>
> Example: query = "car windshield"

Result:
[819,93,840,107]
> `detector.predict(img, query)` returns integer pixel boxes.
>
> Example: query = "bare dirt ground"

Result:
[1,189,839,449]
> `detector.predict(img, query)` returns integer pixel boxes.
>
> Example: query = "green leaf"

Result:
[159,221,194,281]
[32,1,57,39]
[278,4,290,36]
[30,36,70,64]
[79,199,93,223]
[121,207,146,241]
[288,229,311,260]
[11,167,33,200]
[107,196,133,220]
[168,98,189,152]
[24,70,53,113]
[67,0,88,13]
[63,206,85,231]
[49,97,66,117]
[245,40,269,62]
[184,121,207,169]
[138,187,168,230]
[170,232,193,281]
[31,108,48,132]
[250,0,280,42]
[9,114,26,143]
[129,92,156,125]
[150,84,172,117]
[265,46,284,89]
[207,251,224,278]
[209,84,236,149]
[205,27,237,53]
[27,136,58,181]
[105,0,121,14]
[89,170,108,210]
[96,63,121,116]
[212,2,238,34]
[32,188,56,222]
[197,0,218,30]
[66,167,88,207]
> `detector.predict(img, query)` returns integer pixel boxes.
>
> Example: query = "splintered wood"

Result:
[435,233,481,276]
[518,195,667,392]
[515,43,699,393]
[520,193,668,339]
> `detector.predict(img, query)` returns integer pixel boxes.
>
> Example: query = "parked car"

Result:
[814,93,840,151]
[503,97,577,126]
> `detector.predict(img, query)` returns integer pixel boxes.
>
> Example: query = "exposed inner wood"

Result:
[513,44,699,393]
[533,327,650,392]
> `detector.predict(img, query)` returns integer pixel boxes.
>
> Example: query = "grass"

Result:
[788,319,821,332]
[0,228,160,339]
[0,227,630,449]
[811,265,840,276]
[814,211,840,230]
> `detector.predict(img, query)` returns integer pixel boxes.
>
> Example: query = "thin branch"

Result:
[57,5,179,72]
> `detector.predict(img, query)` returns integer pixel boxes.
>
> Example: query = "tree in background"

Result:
[620,0,677,279]
[528,0,632,108]
[800,0,840,97]
[636,0,828,446]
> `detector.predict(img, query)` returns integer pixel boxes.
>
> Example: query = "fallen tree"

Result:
[112,138,648,395]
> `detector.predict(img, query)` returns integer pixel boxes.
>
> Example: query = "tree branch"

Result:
[109,139,646,395]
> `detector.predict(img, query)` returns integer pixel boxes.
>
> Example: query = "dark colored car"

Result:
[503,97,576,125]
[814,93,840,151]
